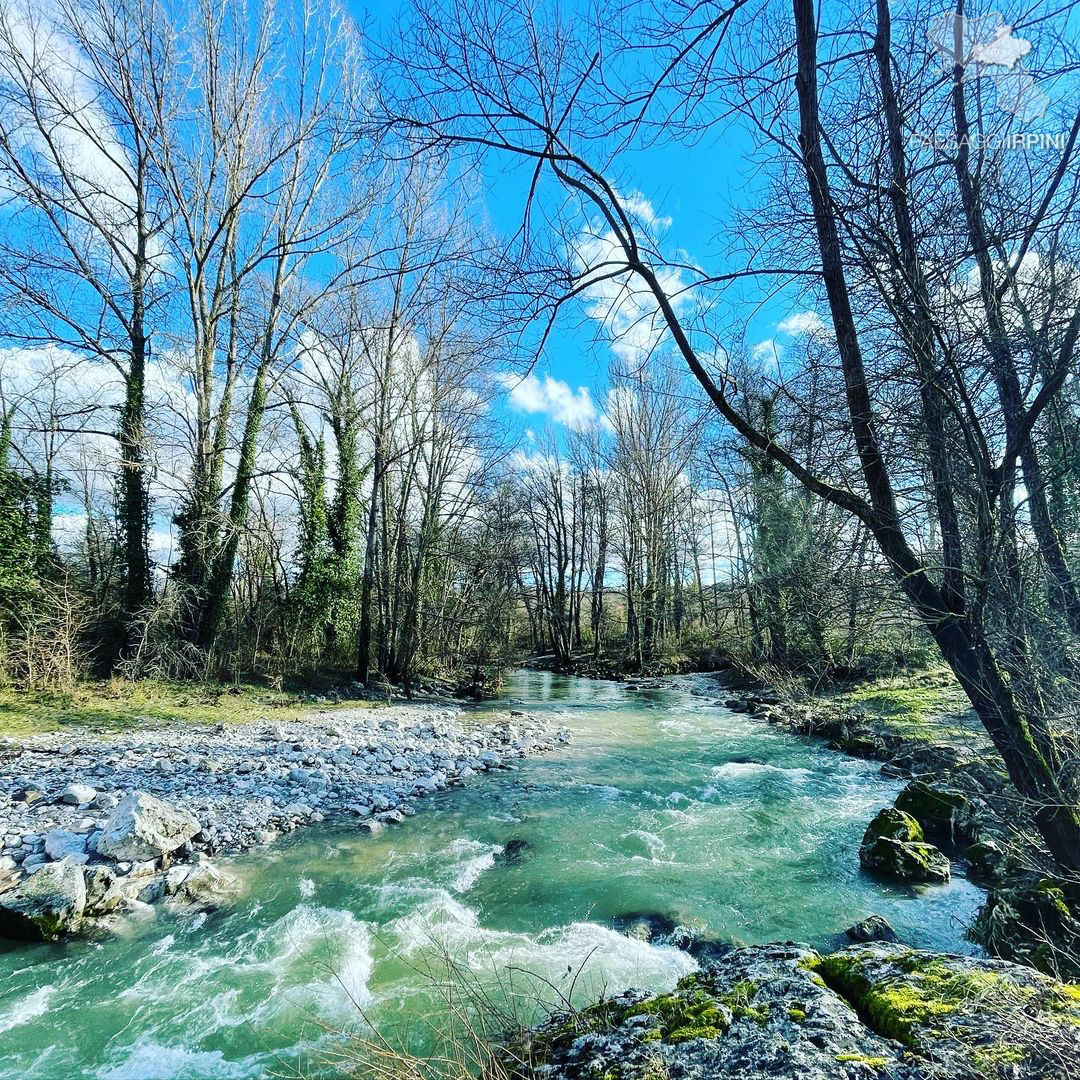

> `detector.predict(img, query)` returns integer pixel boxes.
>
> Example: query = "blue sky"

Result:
[352,0,791,441]
[351,0,1080,445]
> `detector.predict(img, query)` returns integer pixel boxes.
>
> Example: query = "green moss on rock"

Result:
[863,808,923,844]
[971,1044,1026,1073]
[817,950,1018,1043]
[971,879,1080,979]
[894,780,970,840]
[834,1053,888,1069]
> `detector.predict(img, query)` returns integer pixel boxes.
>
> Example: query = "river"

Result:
[0,670,985,1078]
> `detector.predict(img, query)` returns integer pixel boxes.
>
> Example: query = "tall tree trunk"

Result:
[356,437,382,685]
[944,9,1080,635]
[591,487,607,660]
[118,322,152,655]
[198,361,270,653]
[791,0,1080,874]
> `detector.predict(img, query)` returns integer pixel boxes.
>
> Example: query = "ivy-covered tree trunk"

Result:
[117,326,152,656]
[198,362,270,654]
[0,411,39,605]
[356,435,383,686]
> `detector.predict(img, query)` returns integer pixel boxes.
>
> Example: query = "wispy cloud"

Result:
[498,371,600,430]
[751,338,782,369]
[574,194,691,369]
[777,310,827,337]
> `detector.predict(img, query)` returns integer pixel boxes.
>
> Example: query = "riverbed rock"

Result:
[43,827,89,861]
[496,837,531,865]
[970,877,1080,979]
[894,780,974,844]
[97,792,200,861]
[172,858,242,908]
[0,859,86,940]
[61,782,96,806]
[83,866,120,915]
[859,808,950,883]
[817,942,1080,1077]
[964,839,1014,883]
[845,914,898,943]
[507,942,1080,1079]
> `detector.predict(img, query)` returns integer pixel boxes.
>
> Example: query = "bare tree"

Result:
[382,0,1080,874]
[0,0,173,651]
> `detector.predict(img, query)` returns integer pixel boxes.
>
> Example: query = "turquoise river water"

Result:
[0,670,985,1078]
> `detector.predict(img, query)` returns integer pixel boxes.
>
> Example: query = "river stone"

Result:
[495,838,531,865]
[173,859,242,907]
[894,780,973,843]
[862,807,923,844]
[964,839,1012,882]
[970,878,1080,977]
[844,914,898,943]
[0,859,86,941]
[859,808,950,883]
[84,866,120,915]
[860,836,950,883]
[97,792,200,861]
[61,782,96,806]
[44,828,88,861]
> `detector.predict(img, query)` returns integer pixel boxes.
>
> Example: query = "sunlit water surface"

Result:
[0,671,985,1078]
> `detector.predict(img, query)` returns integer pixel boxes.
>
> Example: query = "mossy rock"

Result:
[971,878,1080,979]
[862,807,923,844]
[819,950,973,1042]
[502,942,1080,1079]
[817,943,1080,1076]
[964,840,1014,884]
[0,861,86,941]
[859,836,951,883]
[859,811,949,882]
[894,780,972,842]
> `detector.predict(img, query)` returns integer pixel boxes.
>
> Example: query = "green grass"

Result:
[832,669,979,739]
[0,678,367,737]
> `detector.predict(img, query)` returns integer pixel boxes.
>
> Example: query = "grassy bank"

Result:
[822,668,984,745]
[0,678,366,737]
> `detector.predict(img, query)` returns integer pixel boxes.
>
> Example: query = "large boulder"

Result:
[894,780,975,843]
[504,942,1080,1079]
[172,858,242,908]
[971,877,1080,979]
[43,828,88,862]
[817,942,1080,1077]
[859,808,950,883]
[97,792,200,862]
[0,860,86,941]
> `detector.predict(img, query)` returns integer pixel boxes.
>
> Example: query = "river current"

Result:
[0,670,985,1078]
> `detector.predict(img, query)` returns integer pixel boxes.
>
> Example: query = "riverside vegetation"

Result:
[1,0,1080,1076]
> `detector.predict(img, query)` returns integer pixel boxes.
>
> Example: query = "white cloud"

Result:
[499,371,600,430]
[576,230,692,367]
[0,1,155,267]
[751,338,782,369]
[777,310,827,337]
[618,192,672,231]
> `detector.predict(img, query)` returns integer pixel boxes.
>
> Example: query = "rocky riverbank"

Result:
[504,940,1080,1079]
[712,677,1080,980]
[0,702,570,941]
